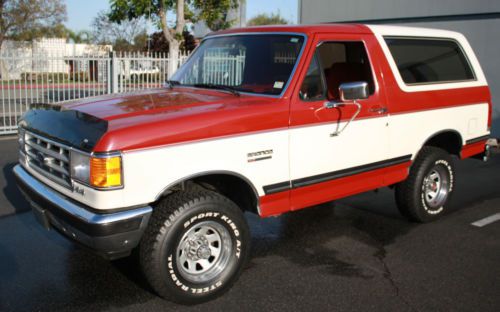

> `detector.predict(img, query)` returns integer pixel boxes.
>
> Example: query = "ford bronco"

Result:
[15,24,494,304]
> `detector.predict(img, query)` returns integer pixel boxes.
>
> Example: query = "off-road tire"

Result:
[395,147,455,223]
[139,188,250,304]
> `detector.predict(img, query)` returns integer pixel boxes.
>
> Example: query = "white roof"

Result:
[367,24,465,40]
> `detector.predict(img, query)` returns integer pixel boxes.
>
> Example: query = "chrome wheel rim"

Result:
[423,166,449,209]
[176,220,232,283]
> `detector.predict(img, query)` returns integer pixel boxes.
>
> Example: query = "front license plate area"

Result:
[31,202,51,230]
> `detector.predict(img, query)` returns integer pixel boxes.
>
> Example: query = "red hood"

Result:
[62,88,238,121]
[62,88,289,152]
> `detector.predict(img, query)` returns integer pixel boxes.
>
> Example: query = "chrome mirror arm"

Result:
[323,100,362,137]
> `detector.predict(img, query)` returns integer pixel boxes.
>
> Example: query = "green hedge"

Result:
[21,72,69,82]
[19,72,101,82]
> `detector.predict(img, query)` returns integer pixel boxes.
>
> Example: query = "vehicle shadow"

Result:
[246,200,415,280]
[0,242,18,311]
[1,162,31,217]
[448,155,500,211]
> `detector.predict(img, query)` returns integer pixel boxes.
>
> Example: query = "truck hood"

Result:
[21,87,288,152]
[62,88,238,121]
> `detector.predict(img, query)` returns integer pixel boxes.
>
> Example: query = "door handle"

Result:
[324,101,344,109]
[369,106,388,114]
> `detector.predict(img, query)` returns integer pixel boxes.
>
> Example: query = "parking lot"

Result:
[0,137,499,312]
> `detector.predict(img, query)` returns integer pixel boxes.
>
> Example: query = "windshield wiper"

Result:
[166,80,181,89]
[192,83,240,96]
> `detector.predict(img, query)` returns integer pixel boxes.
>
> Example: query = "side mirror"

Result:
[339,81,369,102]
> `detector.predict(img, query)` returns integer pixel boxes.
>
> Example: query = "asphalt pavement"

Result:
[0,137,499,312]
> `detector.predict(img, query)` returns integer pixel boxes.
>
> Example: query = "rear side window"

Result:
[384,37,475,85]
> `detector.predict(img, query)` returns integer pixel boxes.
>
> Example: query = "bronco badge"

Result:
[247,149,273,162]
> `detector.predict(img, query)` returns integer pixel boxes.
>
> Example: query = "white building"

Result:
[0,38,112,80]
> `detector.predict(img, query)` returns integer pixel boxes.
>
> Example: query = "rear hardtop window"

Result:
[384,37,475,85]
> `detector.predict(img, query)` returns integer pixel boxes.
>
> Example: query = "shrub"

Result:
[69,72,97,82]
[21,72,69,82]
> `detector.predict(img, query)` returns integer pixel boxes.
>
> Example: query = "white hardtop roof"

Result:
[367,24,465,40]
[366,24,487,92]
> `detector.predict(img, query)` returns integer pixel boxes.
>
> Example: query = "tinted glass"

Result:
[318,41,375,100]
[384,37,475,84]
[300,53,325,101]
[172,35,304,95]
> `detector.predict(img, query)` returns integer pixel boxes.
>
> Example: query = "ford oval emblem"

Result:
[36,152,45,163]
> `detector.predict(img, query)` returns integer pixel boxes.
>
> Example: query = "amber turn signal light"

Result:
[90,156,122,188]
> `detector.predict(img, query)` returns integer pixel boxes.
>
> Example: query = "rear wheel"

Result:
[395,147,455,222]
[139,188,250,304]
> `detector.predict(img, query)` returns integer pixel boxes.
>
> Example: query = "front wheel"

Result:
[139,188,250,304]
[395,147,455,222]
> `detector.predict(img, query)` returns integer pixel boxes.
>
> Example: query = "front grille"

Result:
[24,131,72,188]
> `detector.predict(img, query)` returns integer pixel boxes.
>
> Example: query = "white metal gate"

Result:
[0,51,188,135]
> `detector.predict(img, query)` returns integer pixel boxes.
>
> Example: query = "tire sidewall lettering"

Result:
[168,211,243,294]
[434,159,454,193]
[420,159,454,215]
[167,254,224,294]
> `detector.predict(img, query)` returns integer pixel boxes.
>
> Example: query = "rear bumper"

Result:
[14,165,152,259]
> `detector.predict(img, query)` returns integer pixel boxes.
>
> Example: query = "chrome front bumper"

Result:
[14,165,152,259]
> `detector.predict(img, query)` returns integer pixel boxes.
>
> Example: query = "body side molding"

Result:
[264,154,412,195]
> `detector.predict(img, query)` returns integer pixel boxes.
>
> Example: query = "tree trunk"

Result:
[158,0,185,79]
[168,40,180,78]
[0,33,4,53]
[0,35,5,80]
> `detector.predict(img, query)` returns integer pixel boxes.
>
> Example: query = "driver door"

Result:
[289,33,392,210]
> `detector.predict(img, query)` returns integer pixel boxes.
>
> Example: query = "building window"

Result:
[384,37,475,85]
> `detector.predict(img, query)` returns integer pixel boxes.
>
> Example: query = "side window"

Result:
[299,41,375,101]
[318,42,375,100]
[384,37,475,84]
[299,53,326,101]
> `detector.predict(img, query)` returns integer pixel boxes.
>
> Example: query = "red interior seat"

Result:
[324,62,369,100]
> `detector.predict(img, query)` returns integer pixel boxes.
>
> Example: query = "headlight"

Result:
[70,151,122,189]
[71,150,91,184]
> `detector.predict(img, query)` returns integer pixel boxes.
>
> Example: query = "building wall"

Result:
[299,0,500,136]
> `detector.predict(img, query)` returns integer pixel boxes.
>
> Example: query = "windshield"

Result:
[171,34,305,96]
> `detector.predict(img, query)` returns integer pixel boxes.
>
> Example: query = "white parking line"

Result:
[471,213,500,227]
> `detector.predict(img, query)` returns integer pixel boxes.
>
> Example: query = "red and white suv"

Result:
[15,24,493,304]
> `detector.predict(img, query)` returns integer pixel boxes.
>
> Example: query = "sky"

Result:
[65,0,298,32]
